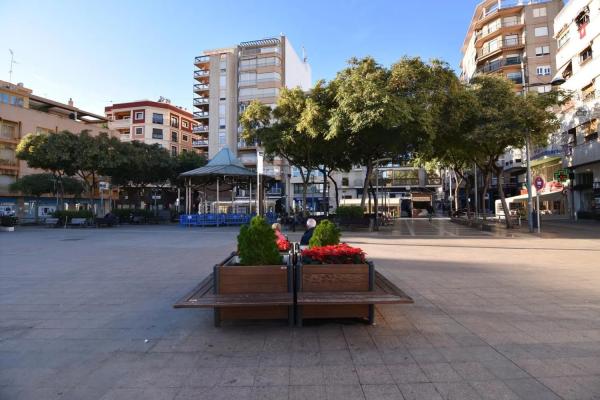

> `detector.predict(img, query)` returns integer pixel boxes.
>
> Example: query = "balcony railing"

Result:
[482,0,530,19]
[478,38,524,59]
[194,110,209,118]
[195,55,209,64]
[384,178,420,187]
[192,139,209,147]
[194,70,210,78]
[194,83,209,91]
[193,125,209,133]
[238,140,259,149]
[477,56,522,74]
[193,98,209,106]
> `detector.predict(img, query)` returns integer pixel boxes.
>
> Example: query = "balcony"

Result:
[475,0,526,29]
[569,138,600,167]
[193,125,209,133]
[476,56,522,74]
[192,139,209,148]
[193,110,209,119]
[194,70,210,81]
[476,38,525,63]
[475,21,524,47]
[426,177,442,186]
[194,55,210,66]
[237,140,259,151]
[384,178,420,187]
[193,97,209,106]
[193,83,210,94]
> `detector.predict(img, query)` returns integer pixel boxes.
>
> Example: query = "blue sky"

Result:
[0,0,481,115]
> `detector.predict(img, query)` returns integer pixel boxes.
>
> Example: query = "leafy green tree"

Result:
[16,132,78,209]
[467,75,560,227]
[241,90,321,215]
[10,173,55,221]
[172,151,207,185]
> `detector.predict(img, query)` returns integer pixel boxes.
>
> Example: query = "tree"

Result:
[172,151,207,185]
[70,131,114,206]
[467,75,560,228]
[241,89,321,215]
[16,131,78,210]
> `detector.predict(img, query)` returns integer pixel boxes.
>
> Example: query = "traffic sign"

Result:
[534,176,545,191]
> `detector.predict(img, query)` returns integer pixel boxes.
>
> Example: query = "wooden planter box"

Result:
[213,253,293,326]
[296,262,375,325]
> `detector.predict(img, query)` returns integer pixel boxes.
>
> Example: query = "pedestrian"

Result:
[300,218,317,246]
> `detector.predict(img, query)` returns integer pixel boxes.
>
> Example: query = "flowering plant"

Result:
[277,237,291,252]
[301,243,366,265]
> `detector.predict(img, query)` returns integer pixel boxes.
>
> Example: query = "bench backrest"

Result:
[45,218,59,224]
[71,218,87,224]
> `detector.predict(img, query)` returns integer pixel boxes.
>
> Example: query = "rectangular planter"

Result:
[213,253,293,326]
[296,262,375,325]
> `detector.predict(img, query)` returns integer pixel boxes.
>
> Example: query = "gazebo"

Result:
[179,148,275,225]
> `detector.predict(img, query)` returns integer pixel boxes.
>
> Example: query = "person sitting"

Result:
[272,223,290,251]
[300,218,317,246]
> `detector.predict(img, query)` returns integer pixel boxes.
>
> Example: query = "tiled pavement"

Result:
[1,221,599,399]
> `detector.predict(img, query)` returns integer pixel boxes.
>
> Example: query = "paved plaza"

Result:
[1,220,600,399]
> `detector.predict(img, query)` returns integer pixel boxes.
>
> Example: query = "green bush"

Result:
[237,216,282,266]
[52,210,93,222]
[309,220,341,248]
[335,205,364,220]
[1,216,18,227]
[111,208,154,222]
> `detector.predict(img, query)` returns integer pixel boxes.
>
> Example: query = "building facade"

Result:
[194,35,311,212]
[460,0,564,214]
[105,100,202,156]
[554,0,600,218]
[0,79,115,218]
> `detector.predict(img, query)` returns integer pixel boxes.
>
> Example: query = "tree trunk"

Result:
[464,179,472,219]
[454,175,463,213]
[481,170,491,220]
[360,161,373,208]
[495,167,512,229]
[369,181,378,230]
[322,168,328,216]
[299,169,309,217]
[327,170,340,209]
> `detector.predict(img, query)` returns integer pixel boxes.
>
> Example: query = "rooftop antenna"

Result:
[8,49,19,82]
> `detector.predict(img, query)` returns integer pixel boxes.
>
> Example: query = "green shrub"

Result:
[335,205,364,220]
[52,210,93,222]
[111,208,154,222]
[309,220,341,248]
[237,216,282,265]
[1,216,18,227]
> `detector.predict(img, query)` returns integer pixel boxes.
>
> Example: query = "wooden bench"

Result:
[68,218,88,227]
[296,269,413,326]
[44,217,60,228]
[173,271,294,326]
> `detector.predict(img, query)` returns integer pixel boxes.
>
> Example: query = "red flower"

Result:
[301,243,366,264]
[277,238,291,251]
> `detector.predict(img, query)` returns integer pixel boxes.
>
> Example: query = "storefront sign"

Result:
[534,176,545,191]
[554,169,569,183]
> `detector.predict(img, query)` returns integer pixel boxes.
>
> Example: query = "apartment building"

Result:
[553,0,600,217]
[461,0,564,213]
[105,99,202,156]
[0,79,115,217]
[194,35,311,211]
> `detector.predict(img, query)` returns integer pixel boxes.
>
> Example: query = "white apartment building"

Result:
[193,36,311,212]
[553,0,600,217]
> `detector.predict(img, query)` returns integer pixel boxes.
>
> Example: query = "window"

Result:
[0,93,8,104]
[536,85,552,94]
[36,127,53,134]
[558,32,570,48]
[120,129,130,136]
[580,46,593,65]
[218,133,226,145]
[219,118,226,129]
[134,111,144,120]
[507,72,523,84]
[533,7,546,18]
[534,26,548,37]
[582,83,596,102]
[576,10,590,38]
[182,134,188,142]
[0,93,23,107]
[152,113,163,124]
[171,131,178,142]
[536,65,551,76]
[171,146,178,156]
[182,120,189,129]
[170,115,179,128]
[152,128,163,139]
[503,16,518,26]
[219,75,227,88]
[219,103,226,117]
[535,46,550,56]
[0,122,17,140]
[135,127,144,135]
[504,34,519,46]
[341,177,349,186]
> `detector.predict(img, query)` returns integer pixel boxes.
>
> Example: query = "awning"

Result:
[495,190,566,204]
